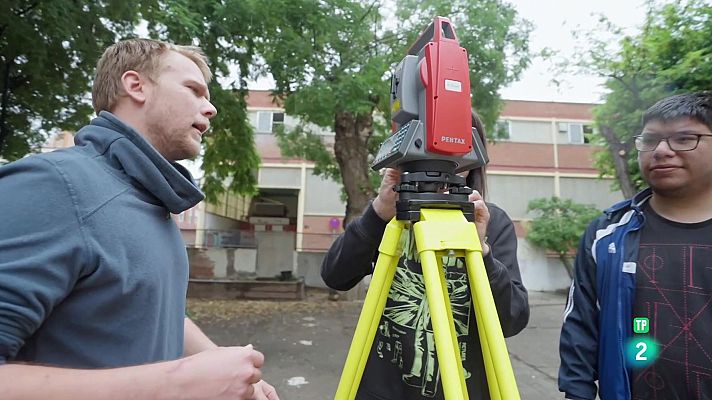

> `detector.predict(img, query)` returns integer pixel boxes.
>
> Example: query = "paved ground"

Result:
[190,289,568,399]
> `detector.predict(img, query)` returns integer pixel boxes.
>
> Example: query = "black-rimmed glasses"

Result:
[633,132,712,152]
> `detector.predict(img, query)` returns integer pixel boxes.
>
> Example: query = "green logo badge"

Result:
[633,317,649,334]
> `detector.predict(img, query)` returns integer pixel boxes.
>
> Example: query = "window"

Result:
[568,123,584,144]
[495,120,511,140]
[559,122,592,144]
[558,122,569,134]
[257,112,272,133]
[256,111,285,133]
[272,112,284,131]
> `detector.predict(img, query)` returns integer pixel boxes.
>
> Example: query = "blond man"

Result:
[0,39,278,400]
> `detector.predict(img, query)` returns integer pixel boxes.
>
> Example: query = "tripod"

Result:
[333,183,520,400]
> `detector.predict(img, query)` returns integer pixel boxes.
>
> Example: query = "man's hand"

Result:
[250,380,280,400]
[173,345,265,399]
[372,168,400,221]
[468,190,490,256]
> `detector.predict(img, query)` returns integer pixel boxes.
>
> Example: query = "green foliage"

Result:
[257,1,403,220]
[274,124,341,182]
[567,1,712,196]
[265,0,396,122]
[263,0,532,219]
[0,0,264,199]
[0,0,150,160]
[1,0,532,209]
[527,197,601,278]
[144,0,263,198]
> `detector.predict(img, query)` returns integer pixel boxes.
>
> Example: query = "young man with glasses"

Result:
[559,92,712,400]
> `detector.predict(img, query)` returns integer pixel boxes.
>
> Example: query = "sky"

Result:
[498,0,651,104]
[248,0,653,105]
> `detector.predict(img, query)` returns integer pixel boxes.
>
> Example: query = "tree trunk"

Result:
[559,254,574,280]
[600,125,637,198]
[333,110,374,226]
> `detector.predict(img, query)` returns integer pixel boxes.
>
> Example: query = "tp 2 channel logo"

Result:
[625,317,659,368]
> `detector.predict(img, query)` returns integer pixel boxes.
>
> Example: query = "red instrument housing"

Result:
[418,17,472,156]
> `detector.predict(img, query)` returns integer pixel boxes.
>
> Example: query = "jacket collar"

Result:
[74,111,205,213]
[604,188,653,217]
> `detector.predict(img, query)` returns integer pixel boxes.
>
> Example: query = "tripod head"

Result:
[372,16,489,221]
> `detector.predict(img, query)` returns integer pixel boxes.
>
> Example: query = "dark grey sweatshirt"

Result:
[0,112,204,367]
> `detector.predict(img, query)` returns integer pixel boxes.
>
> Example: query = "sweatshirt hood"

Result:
[73,111,205,213]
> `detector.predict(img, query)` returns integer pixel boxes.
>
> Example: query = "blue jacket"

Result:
[559,189,652,400]
[0,112,204,367]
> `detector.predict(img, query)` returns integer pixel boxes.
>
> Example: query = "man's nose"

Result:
[203,100,218,119]
[652,138,675,157]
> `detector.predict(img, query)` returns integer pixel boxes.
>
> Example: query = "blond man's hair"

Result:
[92,38,212,113]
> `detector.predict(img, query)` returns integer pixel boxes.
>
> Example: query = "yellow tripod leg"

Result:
[415,208,520,400]
[419,249,469,400]
[465,252,520,400]
[470,275,501,400]
[435,252,470,397]
[334,219,404,400]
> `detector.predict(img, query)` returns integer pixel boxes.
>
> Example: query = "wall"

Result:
[297,252,327,288]
[487,174,556,219]
[293,240,574,294]
[188,247,257,279]
[516,240,572,292]
[559,177,622,210]
[304,172,346,214]
[204,212,243,231]
[487,142,556,172]
[255,230,297,278]
[259,167,302,188]
[296,251,368,300]
[508,120,552,143]
[301,215,341,251]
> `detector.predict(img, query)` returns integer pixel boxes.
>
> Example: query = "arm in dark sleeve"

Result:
[321,203,389,291]
[558,221,599,400]
[0,158,89,363]
[481,203,529,337]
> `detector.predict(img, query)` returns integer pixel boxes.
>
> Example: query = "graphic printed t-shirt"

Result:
[632,203,712,400]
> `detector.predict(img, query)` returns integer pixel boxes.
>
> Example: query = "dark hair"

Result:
[466,110,487,199]
[642,91,712,131]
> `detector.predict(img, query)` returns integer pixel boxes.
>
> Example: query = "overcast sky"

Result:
[246,0,657,104]
[499,0,651,104]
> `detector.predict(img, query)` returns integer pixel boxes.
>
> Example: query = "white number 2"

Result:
[635,342,648,361]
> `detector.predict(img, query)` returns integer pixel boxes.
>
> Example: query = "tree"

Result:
[267,0,532,224]
[0,1,149,160]
[143,0,267,200]
[1,0,272,200]
[261,0,396,225]
[526,197,600,279]
[567,1,712,198]
[146,0,377,202]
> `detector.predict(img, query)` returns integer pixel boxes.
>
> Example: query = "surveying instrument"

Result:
[333,17,520,400]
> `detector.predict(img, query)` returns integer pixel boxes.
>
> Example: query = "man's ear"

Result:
[120,70,148,104]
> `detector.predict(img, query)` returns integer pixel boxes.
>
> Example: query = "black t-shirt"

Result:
[356,228,491,400]
[632,202,712,400]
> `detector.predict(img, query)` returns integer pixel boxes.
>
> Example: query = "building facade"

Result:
[489,100,623,290]
[242,92,624,291]
[38,95,624,291]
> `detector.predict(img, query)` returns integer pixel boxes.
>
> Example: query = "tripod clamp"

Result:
[394,171,476,222]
